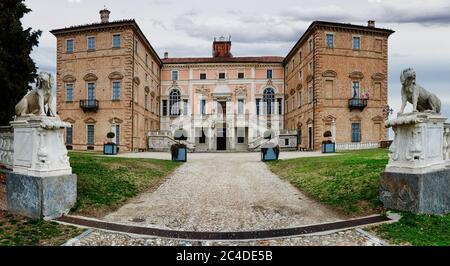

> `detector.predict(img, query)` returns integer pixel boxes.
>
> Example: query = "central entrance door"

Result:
[217,127,226,150]
[216,101,227,151]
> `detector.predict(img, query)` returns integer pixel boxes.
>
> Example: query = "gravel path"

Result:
[104,153,344,232]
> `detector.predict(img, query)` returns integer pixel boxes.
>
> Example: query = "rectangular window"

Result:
[238,72,244,79]
[309,38,314,52]
[352,81,360,98]
[291,96,295,111]
[267,69,273,79]
[112,81,120,100]
[308,86,313,103]
[219,72,226,79]
[351,123,361,142]
[238,99,244,114]
[256,99,261,115]
[66,39,74,53]
[277,98,282,115]
[326,33,334,48]
[162,100,167,116]
[199,128,206,144]
[87,125,94,145]
[145,54,148,66]
[183,99,188,115]
[112,34,121,48]
[299,51,302,63]
[134,40,138,54]
[66,127,73,144]
[285,100,288,114]
[200,73,206,80]
[87,83,95,100]
[66,84,73,102]
[115,125,120,145]
[172,70,178,81]
[309,62,313,73]
[298,91,302,107]
[87,36,96,50]
[237,128,245,144]
[353,36,361,49]
[145,94,148,110]
[285,139,289,146]
[200,99,206,115]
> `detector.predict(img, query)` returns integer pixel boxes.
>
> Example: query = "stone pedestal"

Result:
[10,116,72,177]
[7,116,77,219]
[380,112,450,214]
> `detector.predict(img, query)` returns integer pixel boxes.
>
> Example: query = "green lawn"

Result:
[267,148,450,246]
[69,152,181,216]
[267,149,388,215]
[374,213,450,246]
[0,211,84,246]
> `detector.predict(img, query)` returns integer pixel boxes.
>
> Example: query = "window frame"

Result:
[171,70,179,81]
[86,124,95,145]
[87,36,96,51]
[351,122,361,142]
[352,36,361,50]
[112,81,121,101]
[237,99,245,115]
[326,33,334,48]
[218,72,226,79]
[66,83,74,102]
[267,69,273,79]
[66,39,74,54]
[66,127,73,145]
[199,73,207,80]
[112,34,121,48]
[238,72,245,79]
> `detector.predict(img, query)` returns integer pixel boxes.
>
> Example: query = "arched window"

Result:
[169,89,181,116]
[263,88,275,115]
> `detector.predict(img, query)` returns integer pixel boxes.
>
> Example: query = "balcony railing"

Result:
[80,99,99,112]
[348,98,367,111]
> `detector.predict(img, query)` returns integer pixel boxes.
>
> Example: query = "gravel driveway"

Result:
[104,152,344,232]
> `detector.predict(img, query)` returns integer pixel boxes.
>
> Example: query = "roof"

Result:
[50,20,162,66]
[284,20,395,63]
[161,56,284,64]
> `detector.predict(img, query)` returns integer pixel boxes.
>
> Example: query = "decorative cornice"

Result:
[63,75,76,83]
[83,73,98,82]
[322,115,336,122]
[350,115,362,121]
[371,73,385,81]
[372,115,384,122]
[195,85,210,96]
[349,71,364,79]
[63,117,76,124]
[108,117,123,124]
[322,70,337,78]
[108,71,124,80]
[84,117,97,123]
[235,86,247,96]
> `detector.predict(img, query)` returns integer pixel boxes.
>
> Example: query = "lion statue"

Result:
[398,68,441,115]
[15,72,56,117]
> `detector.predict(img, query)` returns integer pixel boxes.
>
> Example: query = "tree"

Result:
[0,0,42,125]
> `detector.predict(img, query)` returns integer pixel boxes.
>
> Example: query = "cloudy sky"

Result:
[22,0,450,117]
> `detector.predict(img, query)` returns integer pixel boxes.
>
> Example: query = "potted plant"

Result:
[103,132,118,155]
[261,130,280,161]
[170,128,188,162]
[321,131,335,153]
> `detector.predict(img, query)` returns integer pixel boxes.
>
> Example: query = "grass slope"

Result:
[69,152,180,216]
[267,149,388,215]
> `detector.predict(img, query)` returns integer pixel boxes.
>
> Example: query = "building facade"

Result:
[159,37,285,151]
[52,10,394,152]
[51,9,162,152]
[284,21,393,150]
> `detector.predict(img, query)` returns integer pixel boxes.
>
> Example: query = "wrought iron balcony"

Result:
[348,98,367,111]
[80,99,99,112]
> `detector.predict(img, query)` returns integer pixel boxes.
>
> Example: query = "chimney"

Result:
[100,8,111,23]
[368,20,375,28]
[212,35,232,58]
[164,52,169,59]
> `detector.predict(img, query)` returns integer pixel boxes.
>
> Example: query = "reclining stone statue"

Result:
[398,68,441,115]
[15,72,56,117]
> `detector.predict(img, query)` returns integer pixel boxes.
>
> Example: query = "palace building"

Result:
[51,9,394,152]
